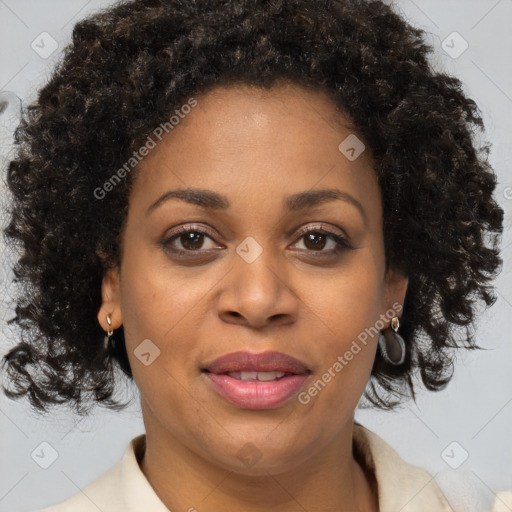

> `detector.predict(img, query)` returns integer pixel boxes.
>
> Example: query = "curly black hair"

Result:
[1,0,504,416]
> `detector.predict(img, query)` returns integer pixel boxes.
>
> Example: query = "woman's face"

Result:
[99,82,407,474]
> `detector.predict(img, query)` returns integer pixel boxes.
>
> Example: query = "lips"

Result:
[202,350,310,375]
[201,351,311,409]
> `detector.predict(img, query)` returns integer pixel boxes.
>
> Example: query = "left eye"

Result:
[292,230,349,252]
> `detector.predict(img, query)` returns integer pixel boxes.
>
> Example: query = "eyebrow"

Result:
[146,187,367,223]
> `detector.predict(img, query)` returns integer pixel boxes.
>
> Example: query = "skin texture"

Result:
[97,83,408,511]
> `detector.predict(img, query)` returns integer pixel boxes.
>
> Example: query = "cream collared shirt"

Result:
[36,423,508,512]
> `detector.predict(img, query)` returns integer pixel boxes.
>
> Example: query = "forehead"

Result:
[129,82,379,219]
[191,82,350,128]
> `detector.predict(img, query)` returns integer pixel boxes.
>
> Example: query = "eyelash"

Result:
[160,223,352,257]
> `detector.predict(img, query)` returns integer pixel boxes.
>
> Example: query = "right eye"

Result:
[160,224,223,253]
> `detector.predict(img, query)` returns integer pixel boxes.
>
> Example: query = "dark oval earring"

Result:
[378,316,406,365]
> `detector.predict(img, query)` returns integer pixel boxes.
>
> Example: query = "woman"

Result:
[1,0,505,511]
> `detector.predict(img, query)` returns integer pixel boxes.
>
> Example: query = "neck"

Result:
[138,418,379,512]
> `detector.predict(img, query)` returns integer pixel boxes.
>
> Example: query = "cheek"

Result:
[307,251,384,396]
[117,241,222,391]
[318,250,384,338]
[119,239,208,340]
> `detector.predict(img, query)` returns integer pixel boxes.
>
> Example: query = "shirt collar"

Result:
[111,424,453,512]
[353,422,453,511]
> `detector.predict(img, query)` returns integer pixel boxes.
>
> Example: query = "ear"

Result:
[381,266,408,322]
[97,267,123,331]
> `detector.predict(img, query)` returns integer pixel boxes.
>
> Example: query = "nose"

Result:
[216,246,299,329]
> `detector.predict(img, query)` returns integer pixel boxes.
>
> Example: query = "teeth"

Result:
[227,371,286,381]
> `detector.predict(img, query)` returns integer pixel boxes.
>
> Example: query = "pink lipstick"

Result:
[202,350,310,409]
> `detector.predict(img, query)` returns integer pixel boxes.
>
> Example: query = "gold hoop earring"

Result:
[104,313,115,351]
[106,313,114,336]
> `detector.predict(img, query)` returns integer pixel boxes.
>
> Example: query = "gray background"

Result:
[0,1,511,511]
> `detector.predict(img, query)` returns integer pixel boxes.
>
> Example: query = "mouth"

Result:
[201,349,311,375]
[201,350,311,409]
[201,370,301,381]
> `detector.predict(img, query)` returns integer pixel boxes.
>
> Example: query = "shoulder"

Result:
[34,434,168,512]
[34,452,129,512]
[353,423,511,512]
[492,491,512,512]
[353,423,454,512]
